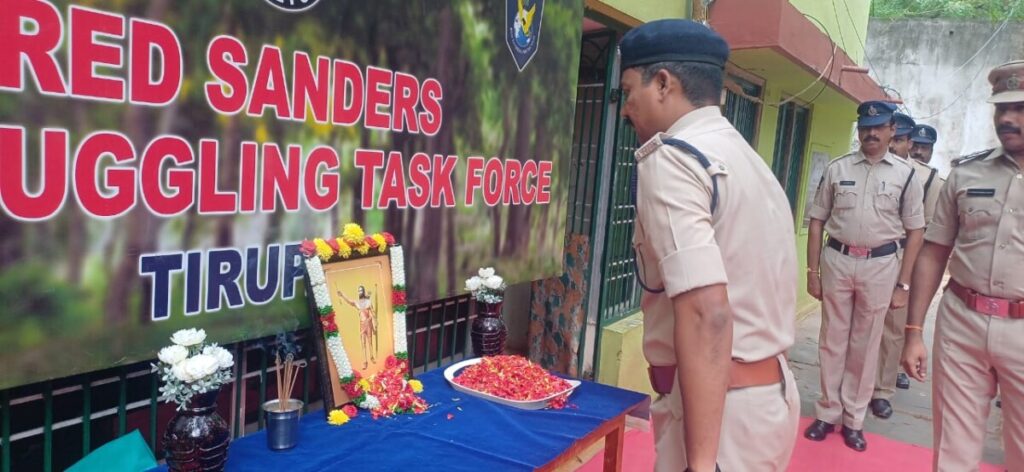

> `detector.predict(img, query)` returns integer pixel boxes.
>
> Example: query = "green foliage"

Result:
[0,263,90,351]
[871,0,1024,20]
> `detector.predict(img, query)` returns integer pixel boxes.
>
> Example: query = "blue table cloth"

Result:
[153,365,647,471]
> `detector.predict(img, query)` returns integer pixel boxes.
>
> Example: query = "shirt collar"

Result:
[853,150,896,166]
[665,106,723,136]
[986,147,1023,170]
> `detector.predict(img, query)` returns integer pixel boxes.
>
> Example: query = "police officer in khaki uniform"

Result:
[804,100,926,451]
[902,60,1024,471]
[890,112,916,159]
[870,122,946,419]
[908,125,945,224]
[620,19,799,472]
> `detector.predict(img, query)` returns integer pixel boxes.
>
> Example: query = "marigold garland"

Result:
[453,355,573,409]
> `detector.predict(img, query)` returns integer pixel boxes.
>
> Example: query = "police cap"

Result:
[620,19,729,70]
[911,124,937,144]
[856,101,897,128]
[893,112,915,137]
[988,60,1024,104]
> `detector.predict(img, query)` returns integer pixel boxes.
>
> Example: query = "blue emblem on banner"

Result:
[506,0,544,71]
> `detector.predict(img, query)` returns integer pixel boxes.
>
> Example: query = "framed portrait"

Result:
[300,227,409,415]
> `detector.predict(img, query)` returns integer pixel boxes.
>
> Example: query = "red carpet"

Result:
[579,417,1005,471]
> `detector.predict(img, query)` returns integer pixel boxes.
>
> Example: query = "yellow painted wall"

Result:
[597,314,656,397]
[788,0,872,65]
[585,0,688,25]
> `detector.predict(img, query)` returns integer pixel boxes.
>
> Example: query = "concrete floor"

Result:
[790,290,1006,465]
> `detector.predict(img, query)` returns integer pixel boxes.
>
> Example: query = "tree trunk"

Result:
[411,4,459,302]
[502,81,534,256]
[104,0,173,327]
[352,127,369,227]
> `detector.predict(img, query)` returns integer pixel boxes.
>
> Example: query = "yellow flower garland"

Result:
[335,238,352,258]
[314,238,333,262]
[372,234,387,253]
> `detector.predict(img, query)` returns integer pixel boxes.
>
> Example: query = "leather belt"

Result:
[948,279,1024,319]
[648,355,784,395]
[827,237,898,259]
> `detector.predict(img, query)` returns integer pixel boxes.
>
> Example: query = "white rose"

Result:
[484,275,504,290]
[172,362,195,382]
[183,354,220,381]
[478,267,495,278]
[158,345,189,365]
[203,346,234,370]
[465,276,482,291]
[170,328,206,347]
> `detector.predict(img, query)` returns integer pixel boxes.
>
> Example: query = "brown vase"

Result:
[471,301,507,357]
[162,390,230,472]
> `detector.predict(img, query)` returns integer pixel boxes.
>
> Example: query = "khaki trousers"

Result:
[651,355,800,472]
[932,289,1024,472]
[874,304,908,400]
[815,247,900,429]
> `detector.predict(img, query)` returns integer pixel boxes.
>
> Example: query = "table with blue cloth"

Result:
[155,364,648,471]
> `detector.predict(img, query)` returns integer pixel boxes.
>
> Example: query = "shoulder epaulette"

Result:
[952,148,995,167]
[827,152,855,166]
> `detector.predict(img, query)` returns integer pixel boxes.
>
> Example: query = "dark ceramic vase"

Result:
[471,301,507,357]
[162,390,230,472]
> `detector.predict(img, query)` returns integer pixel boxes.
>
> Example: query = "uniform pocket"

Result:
[874,190,899,213]
[834,190,858,209]
[959,201,999,240]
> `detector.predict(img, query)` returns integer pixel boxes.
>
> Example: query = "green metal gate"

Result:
[566,29,643,379]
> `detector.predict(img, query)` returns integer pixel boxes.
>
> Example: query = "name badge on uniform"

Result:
[966,188,996,197]
[839,180,856,186]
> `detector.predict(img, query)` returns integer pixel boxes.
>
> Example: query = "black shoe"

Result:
[870,398,893,419]
[896,373,910,390]
[804,420,834,441]
[842,426,867,452]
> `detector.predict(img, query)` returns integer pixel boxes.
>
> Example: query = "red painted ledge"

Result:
[709,0,888,103]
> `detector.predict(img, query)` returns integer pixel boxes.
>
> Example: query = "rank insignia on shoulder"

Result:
[966,188,996,197]
[636,135,664,160]
[953,149,995,167]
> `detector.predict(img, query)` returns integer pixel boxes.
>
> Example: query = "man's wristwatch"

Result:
[896,282,911,291]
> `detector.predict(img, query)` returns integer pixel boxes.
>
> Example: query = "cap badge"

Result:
[867,105,878,116]
[919,127,927,137]
[1007,73,1022,91]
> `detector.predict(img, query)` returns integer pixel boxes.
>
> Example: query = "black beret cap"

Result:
[620,19,729,70]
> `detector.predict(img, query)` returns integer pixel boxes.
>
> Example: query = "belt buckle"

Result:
[848,246,870,258]
[974,295,1009,317]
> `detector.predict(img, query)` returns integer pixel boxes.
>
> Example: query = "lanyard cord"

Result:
[631,137,719,294]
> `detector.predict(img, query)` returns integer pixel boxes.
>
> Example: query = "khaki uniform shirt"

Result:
[910,158,945,225]
[925,148,1024,298]
[808,151,926,246]
[633,106,797,365]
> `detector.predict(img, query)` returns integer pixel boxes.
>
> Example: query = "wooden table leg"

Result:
[602,417,624,472]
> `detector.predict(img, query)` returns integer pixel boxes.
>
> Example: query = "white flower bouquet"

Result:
[465,267,506,304]
[154,328,234,410]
